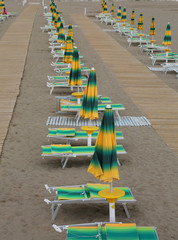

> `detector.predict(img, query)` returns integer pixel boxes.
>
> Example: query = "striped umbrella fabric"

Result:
[162,22,171,46]
[88,105,119,182]
[137,13,143,31]
[80,68,98,120]
[121,7,126,22]
[57,22,65,44]
[52,8,56,24]
[54,13,59,28]
[67,24,74,43]
[130,9,135,26]
[150,17,155,37]
[116,6,121,21]
[104,1,107,14]
[63,36,73,64]
[56,16,62,35]
[68,48,82,86]
[101,0,105,13]
[111,3,114,16]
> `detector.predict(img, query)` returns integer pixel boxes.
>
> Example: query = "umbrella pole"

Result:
[109,182,115,222]
[88,119,92,146]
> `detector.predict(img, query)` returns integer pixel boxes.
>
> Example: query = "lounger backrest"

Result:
[105,223,139,240]
[56,128,75,136]
[57,186,88,200]
[51,144,72,154]
[137,227,159,240]
[67,226,101,240]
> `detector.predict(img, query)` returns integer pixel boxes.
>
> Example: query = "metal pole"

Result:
[84,8,86,16]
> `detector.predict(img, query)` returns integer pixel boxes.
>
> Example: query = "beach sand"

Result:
[0,1,178,240]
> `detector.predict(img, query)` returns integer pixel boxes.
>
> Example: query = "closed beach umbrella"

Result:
[137,13,143,31]
[121,7,126,22]
[80,68,98,120]
[130,9,135,26]
[68,47,82,87]
[67,24,73,43]
[57,22,65,44]
[104,1,107,14]
[116,6,121,22]
[56,16,62,35]
[162,22,171,46]
[111,3,114,16]
[88,106,119,182]
[54,13,59,28]
[63,36,73,64]
[150,17,155,37]
[52,8,56,24]
[101,0,105,13]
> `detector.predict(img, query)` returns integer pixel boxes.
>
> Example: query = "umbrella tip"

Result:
[91,67,95,70]
[106,104,111,109]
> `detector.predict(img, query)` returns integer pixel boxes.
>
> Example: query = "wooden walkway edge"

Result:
[0,4,39,154]
[71,15,178,154]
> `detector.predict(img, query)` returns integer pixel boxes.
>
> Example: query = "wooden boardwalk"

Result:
[71,15,178,154]
[0,4,39,154]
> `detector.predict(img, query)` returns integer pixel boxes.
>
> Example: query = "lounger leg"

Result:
[62,157,69,169]
[51,204,62,221]
[115,111,121,122]
[50,86,54,95]
[117,158,121,166]
[122,203,130,218]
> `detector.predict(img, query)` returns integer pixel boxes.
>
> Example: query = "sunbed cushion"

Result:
[56,128,75,136]
[57,186,87,200]
[51,144,72,154]
[105,223,139,240]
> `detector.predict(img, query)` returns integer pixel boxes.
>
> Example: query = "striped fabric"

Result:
[67,226,101,240]
[80,69,98,120]
[67,24,74,43]
[51,144,72,154]
[105,223,139,240]
[137,13,143,31]
[162,22,171,46]
[130,10,135,26]
[52,82,86,87]
[117,6,122,21]
[104,2,107,14]
[88,107,119,182]
[63,36,73,64]
[56,16,62,35]
[56,128,75,136]
[57,22,65,44]
[121,7,127,22]
[111,4,114,16]
[137,227,159,240]
[86,184,135,201]
[150,17,155,36]
[57,187,87,200]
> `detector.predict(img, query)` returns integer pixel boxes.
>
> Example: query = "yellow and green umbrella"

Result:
[57,22,65,44]
[54,13,59,28]
[101,0,105,13]
[56,16,62,35]
[52,8,56,24]
[121,7,126,23]
[150,17,155,37]
[68,48,82,87]
[67,24,73,43]
[116,6,121,22]
[130,9,135,26]
[63,36,73,64]
[137,13,143,31]
[162,22,171,46]
[104,1,107,14]
[80,68,98,120]
[111,3,114,16]
[88,105,119,183]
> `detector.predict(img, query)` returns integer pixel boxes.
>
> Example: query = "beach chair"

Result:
[44,183,136,220]
[52,54,83,64]
[41,25,56,32]
[127,37,150,46]
[161,62,178,74]
[47,128,123,144]
[140,43,167,54]
[52,222,159,240]
[47,82,87,94]
[150,53,178,65]
[52,60,84,69]
[41,144,126,168]
[54,67,90,76]
[47,75,87,83]
[57,102,125,121]
[104,16,117,25]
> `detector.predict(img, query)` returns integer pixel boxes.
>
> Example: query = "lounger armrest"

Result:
[44,199,51,205]
[44,184,52,193]
[52,224,63,232]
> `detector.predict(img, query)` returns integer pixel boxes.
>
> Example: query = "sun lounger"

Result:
[54,67,90,76]
[150,54,178,65]
[128,37,150,46]
[161,62,178,74]
[47,82,87,94]
[44,183,135,220]
[104,17,117,25]
[41,144,126,168]
[52,60,84,68]
[57,102,125,121]
[52,222,159,240]
[47,75,87,83]
[140,44,167,54]
[47,128,123,144]
[52,54,83,63]
[41,25,56,32]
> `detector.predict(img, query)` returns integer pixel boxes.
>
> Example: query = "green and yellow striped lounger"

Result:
[47,75,87,82]
[52,223,159,240]
[55,67,90,76]
[51,61,84,68]
[41,144,126,168]
[44,183,136,220]
[47,82,87,95]
[47,128,123,143]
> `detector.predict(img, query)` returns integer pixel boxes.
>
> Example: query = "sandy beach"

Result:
[0,0,178,240]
